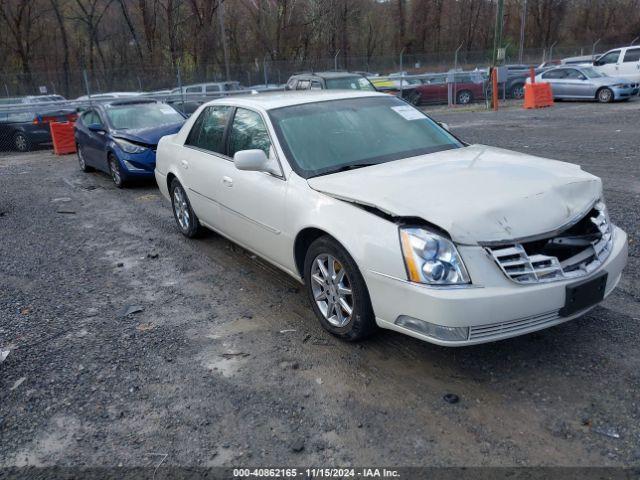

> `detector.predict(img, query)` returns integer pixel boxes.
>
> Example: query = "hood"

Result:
[307,145,601,245]
[593,76,634,86]
[113,122,184,146]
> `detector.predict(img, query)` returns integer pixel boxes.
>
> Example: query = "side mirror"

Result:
[579,75,587,81]
[438,122,451,132]
[233,149,280,176]
[88,123,104,132]
[593,60,603,67]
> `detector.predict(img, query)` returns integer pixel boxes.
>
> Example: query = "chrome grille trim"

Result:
[468,310,560,340]
[487,202,613,285]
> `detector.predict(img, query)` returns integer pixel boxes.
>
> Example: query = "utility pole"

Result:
[492,0,505,66]
[518,0,527,64]
[218,1,231,82]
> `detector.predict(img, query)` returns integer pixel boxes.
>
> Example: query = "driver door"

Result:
[216,107,290,267]
[595,50,621,77]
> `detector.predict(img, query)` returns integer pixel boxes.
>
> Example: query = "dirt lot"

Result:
[1,100,639,469]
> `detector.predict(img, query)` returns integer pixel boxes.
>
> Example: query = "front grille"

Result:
[487,201,613,284]
[468,310,561,340]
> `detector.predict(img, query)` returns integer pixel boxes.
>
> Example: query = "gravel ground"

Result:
[0,99,639,469]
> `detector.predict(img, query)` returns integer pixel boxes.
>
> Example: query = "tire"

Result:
[456,90,473,105]
[13,132,31,152]
[77,144,93,172]
[170,178,204,238]
[304,236,376,341]
[407,90,422,106]
[510,83,525,99]
[108,154,126,188]
[597,87,614,103]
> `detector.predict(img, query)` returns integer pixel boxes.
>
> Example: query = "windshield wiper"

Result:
[320,163,378,176]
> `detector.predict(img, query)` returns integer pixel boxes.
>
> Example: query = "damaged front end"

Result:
[484,201,613,284]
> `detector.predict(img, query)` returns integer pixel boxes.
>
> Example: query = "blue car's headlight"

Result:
[400,227,470,285]
[114,138,147,154]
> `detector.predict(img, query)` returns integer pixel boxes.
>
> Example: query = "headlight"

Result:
[399,227,470,285]
[114,138,147,154]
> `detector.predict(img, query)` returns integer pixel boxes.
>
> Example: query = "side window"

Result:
[82,110,102,126]
[564,69,584,79]
[186,86,201,94]
[185,105,232,154]
[286,78,297,90]
[205,84,221,93]
[296,80,311,90]
[310,80,323,90]
[542,69,566,79]
[599,51,620,65]
[623,48,640,63]
[228,108,272,158]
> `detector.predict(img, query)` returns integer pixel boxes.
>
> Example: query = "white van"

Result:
[593,46,640,82]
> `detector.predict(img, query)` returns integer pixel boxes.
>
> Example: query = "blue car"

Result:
[74,100,185,187]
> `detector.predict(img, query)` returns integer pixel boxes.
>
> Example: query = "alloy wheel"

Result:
[173,186,191,231]
[78,147,86,169]
[14,134,28,152]
[457,91,472,104]
[310,254,354,328]
[109,157,122,185]
[598,88,612,103]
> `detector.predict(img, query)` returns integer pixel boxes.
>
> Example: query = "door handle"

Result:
[222,176,233,187]
[181,159,188,169]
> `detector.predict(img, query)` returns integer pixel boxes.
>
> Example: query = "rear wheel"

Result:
[304,236,376,341]
[407,90,422,106]
[170,178,204,238]
[13,132,31,152]
[510,83,525,99]
[456,90,473,105]
[77,144,93,172]
[108,154,126,188]
[597,87,613,103]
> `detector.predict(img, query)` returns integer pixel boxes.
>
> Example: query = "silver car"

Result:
[532,66,639,102]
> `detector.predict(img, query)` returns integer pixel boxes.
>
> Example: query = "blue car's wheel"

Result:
[108,154,126,188]
[77,144,93,172]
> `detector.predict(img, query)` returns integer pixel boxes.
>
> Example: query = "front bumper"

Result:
[367,226,628,346]
[612,85,639,99]
[116,148,157,178]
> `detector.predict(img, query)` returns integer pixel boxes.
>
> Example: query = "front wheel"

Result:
[597,87,614,103]
[304,236,376,341]
[170,178,204,238]
[108,155,126,188]
[407,90,422,106]
[456,90,473,105]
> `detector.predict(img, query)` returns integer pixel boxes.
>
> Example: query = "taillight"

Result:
[32,117,40,125]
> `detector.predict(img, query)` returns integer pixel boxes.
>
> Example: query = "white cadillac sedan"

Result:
[155,91,628,346]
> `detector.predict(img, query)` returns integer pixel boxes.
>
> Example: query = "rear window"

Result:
[325,77,375,91]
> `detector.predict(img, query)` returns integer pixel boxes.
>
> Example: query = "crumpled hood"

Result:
[307,144,602,244]
[113,122,184,146]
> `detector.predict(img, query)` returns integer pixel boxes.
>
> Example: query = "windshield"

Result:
[105,103,184,130]
[581,67,604,78]
[269,96,463,178]
[325,77,376,91]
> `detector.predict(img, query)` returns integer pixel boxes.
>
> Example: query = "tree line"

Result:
[1,0,639,96]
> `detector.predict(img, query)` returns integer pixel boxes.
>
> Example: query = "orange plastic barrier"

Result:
[50,121,77,155]
[524,83,554,109]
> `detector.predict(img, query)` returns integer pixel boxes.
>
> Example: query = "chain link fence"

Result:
[0,44,616,155]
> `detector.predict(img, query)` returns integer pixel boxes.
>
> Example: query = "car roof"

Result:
[100,99,159,107]
[292,71,364,79]
[206,90,385,110]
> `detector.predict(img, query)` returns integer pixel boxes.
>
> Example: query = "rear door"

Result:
[181,105,232,229]
[540,69,569,97]
[619,47,640,82]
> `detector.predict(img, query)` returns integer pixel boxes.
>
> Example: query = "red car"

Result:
[405,73,487,106]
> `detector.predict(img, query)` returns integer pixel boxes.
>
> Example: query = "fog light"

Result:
[395,315,469,341]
